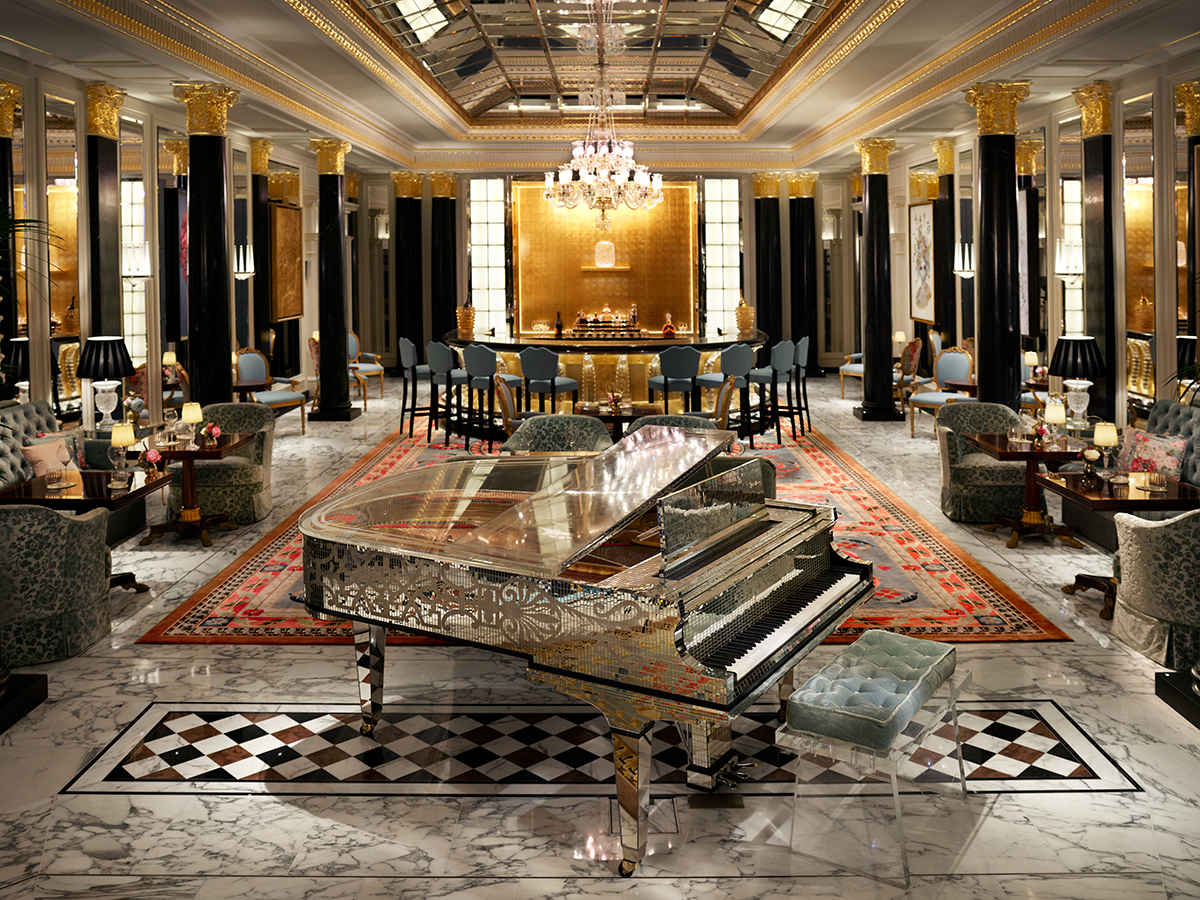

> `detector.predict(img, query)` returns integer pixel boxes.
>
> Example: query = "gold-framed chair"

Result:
[907,347,977,437]
[308,336,368,412]
[234,347,308,434]
[348,330,385,399]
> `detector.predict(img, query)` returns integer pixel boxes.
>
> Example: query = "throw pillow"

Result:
[1128,431,1187,477]
[1116,428,1142,470]
[28,430,89,469]
[21,438,82,476]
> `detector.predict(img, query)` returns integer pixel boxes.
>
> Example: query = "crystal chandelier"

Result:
[544,68,664,230]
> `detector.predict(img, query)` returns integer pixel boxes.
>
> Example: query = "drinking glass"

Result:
[1146,473,1168,492]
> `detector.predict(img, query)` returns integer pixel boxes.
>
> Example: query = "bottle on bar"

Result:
[555,311,563,338]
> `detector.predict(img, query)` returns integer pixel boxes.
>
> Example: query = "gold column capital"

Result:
[1072,81,1112,138]
[932,139,955,177]
[391,170,423,198]
[163,139,189,177]
[752,172,781,198]
[1016,140,1042,176]
[909,172,937,201]
[86,83,125,139]
[250,139,273,176]
[0,82,21,140]
[268,171,299,202]
[310,138,352,175]
[173,83,239,137]
[346,171,360,200]
[1175,81,1200,137]
[849,171,863,199]
[430,171,457,199]
[788,171,818,198]
[964,82,1031,135]
[854,138,895,175]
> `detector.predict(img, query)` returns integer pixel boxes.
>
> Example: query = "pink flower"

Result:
[141,448,162,463]
[203,422,221,438]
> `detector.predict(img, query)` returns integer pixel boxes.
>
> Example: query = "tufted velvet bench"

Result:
[776,630,970,888]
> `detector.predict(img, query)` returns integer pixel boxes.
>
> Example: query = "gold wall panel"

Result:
[1178,183,1188,327]
[512,182,697,334]
[271,204,304,321]
[1124,182,1154,335]
[47,184,79,330]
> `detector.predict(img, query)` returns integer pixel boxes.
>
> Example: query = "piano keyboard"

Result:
[696,571,862,679]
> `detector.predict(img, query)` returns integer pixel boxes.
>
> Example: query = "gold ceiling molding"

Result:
[430,172,457,199]
[311,138,352,175]
[48,0,417,165]
[965,82,1031,135]
[1073,81,1112,137]
[790,0,1138,166]
[250,139,273,176]
[855,138,895,175]
[85,82,125,139]
[391,171,422,198]
[753,172,781,198]
[163,139,189,176]
[1176,81,1200,137]
[1016,140,1042,176]
[0,82,21,139]
[932,139,954,177]
[788,171,818,198]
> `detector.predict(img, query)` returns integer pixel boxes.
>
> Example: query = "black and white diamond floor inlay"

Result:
[63,700,1139,797]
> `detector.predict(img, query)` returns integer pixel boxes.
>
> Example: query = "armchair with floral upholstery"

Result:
[499,414,614,454]
[166,402,276,525]
[936,402,1036,523]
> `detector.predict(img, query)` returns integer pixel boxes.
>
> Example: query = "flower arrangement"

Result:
[138,447,162,476]
[202,422,221,439]
[122,394,144,423]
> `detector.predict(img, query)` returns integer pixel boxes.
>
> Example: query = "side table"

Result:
[140,432,254,547]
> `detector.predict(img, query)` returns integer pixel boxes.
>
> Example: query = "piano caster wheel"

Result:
[716,760,756,787]
[360,722,377,736]
[618,860,638,878]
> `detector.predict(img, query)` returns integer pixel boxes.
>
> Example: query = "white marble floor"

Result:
[3,373,1198,900]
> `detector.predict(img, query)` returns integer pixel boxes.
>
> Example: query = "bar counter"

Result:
[445,328,767,355]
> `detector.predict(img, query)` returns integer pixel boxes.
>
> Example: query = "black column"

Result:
[251,171,272,359]
[1083,133,1117,423]
[975,134,1021,411]
[1188,136,1199,335]
[1019,173,1043,349]
[0,133,16,400]
[856,171,902,421]
[310,172,359,421]
[159,180,187,354]
[187,135,232,407]
[755,195,782,345]
[789,194,821,375]
[394,193,423,349]
[430,193,457,341]
[934,172,957,352]
[86,133,121,335]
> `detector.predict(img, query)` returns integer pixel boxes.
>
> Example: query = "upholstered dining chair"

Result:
[234,348,307,434]
[893,338,932,419]
[907,347,977,437]
[935,401,1032,523]
[166,402,276,525]
[648,345,702,413]
[839,351,864,398]
[499,414,614,454]
[308,336,368,412]
[519,346,579,413]
[348,330,385,399]
[683,374,737,431]
[495,374,545,437]
[398,337,432,437]
[749,340,795,443]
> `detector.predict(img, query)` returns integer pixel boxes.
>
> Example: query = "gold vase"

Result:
[735,299,755,334]
[205,435,218,448]
[456,306,475,336]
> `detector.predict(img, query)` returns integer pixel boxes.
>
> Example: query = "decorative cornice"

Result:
[0,82,21,140]
[311,138,352,175]
[430,172,457,199]
[753,172,781,198]
[964,81,1030,135]
[849,171,863,199]
[1176,81,1200,137]
[173,82,239,136]
[163,139,189,177]
[1072,81,1112,137]
[855,138,895,175]
[932,139,955,177]
[788,171,818,198]
[85,83,125,139]
[346,171,360,199]
[250,139,272,176]
[391,171,423,198]
[1016,140,1042,176]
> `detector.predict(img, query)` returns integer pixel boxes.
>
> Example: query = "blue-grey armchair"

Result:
[936,402,1034,524]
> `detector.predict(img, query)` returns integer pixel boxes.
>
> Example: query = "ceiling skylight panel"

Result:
[393,0,450,44]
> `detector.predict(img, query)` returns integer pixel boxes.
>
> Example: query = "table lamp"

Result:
[1048,335,1104,424]
[1043,399,1067,447]
[6,337,30,401]
[162,350,177,368]
[181,401,203,449]
[77,336,135,429]
[1093,421,1124,483]
[108,422,136,488]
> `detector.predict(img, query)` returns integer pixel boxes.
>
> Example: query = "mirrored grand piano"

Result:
[301,426,873,875]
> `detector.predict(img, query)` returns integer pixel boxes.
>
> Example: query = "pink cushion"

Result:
[1128,431,1187,477]
[21,439,82,477]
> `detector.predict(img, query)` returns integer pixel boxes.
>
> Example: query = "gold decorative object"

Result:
[1016,140,1042,176]
[392,171,422,198]
[310,138,352,175]
[346,171,360,199]
[925,172,939,201]
[172,82,240,136]
[963,82,1031,135]
[735,298,755,334]
[1073,81,1112,137]
[271,204,303,320]
[788,171,818,198]
[752,172,781,198]
[0,82,22,139]
[848,171,863,199]
[85,83,125,139]
[268,171,300,202]
[854,138,896,175]
[1175,81,1200,137]
[932,139,954,177]
[250,139,273,176]
[430,172,457,199]
[163,140,189,177]
[456,305,475,335]
[909,171,937,201]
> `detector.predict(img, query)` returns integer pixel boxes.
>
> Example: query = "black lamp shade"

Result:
[6,338,30,381]
[1178,335,1198,372]
[77,336,135,383]
[1048,335,1105,381]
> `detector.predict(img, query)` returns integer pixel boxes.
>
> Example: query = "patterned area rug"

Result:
[139,419,1068,645]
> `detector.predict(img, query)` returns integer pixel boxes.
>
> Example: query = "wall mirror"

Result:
[1017,127,1047,351]
[232,146,249,350]
[1058,116,1083,334]
[1176,90,1191,336]
[8,97,26,332]
[156,125,188,364]
[1123,92,1155,403]
[820,182,845,361]
[957,147,974,342]
[43,94,78,343]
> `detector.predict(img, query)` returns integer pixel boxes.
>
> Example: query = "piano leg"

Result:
[354,623,386,735]
[684,721,736,790]
[612,728,651,878]
[778,667,796,722]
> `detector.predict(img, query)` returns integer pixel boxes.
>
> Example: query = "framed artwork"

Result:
[908,202,935,324]
[270,203,303,321]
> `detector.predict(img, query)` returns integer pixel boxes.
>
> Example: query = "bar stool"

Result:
[792,335,812,435]
[426,341,467,446]
[463,343,521,451]
[648,346,701,413]
[398,337,432,437]
[749,340,794,443]
[519,346,579,413]
[694,343,757,445]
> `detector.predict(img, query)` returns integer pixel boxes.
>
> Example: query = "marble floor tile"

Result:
[190,876,364,899]
[355,878,520,900]
[30,875,207,898]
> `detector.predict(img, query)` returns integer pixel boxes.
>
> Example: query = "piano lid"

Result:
[299,426,735,579]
